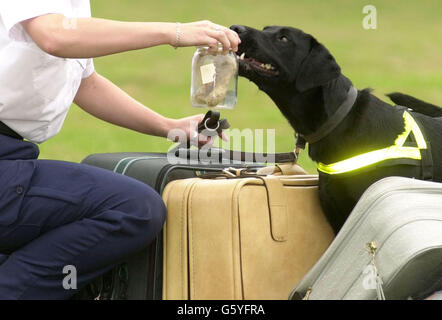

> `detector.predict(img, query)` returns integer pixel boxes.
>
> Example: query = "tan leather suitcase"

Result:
[162,172,334,300]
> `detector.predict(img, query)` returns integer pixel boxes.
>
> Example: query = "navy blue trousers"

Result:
[0,135,166,299]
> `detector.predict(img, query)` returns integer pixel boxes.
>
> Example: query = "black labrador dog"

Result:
[230,25,442,233]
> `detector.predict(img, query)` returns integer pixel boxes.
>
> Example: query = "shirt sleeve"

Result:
[0,0,71,41]
[82,58,95,79]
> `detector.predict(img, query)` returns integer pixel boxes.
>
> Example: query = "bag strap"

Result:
[262,176,288,242]
[171,110,298,164]
[172,147,296,164]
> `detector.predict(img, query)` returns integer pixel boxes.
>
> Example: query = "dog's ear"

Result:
[295,38,341,92]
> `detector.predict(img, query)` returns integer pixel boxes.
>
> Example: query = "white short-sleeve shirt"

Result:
[0,0,94,143]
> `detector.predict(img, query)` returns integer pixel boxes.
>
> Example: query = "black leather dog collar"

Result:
[301,86,358,145]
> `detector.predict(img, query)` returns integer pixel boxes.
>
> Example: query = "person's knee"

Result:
[142,186,167,232]
[88,172,167,243]
[121,183,166,233]
[123,185,166,251]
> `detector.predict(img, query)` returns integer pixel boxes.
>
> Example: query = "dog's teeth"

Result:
[260,64,265,68]
[240,53,245,60]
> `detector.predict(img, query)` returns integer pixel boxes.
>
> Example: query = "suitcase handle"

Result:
[172,147,296,164]
[171,110,297,164]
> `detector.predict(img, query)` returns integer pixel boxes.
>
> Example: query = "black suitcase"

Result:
[75,151,270,300]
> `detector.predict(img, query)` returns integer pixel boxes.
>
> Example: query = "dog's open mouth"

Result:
[236,52,279,76]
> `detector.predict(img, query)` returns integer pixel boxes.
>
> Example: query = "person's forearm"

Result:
[22,14,176,58]
[74,72,174,137]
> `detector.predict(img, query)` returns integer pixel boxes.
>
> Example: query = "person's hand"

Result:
[168,114,227,148]
[172,20,241,54]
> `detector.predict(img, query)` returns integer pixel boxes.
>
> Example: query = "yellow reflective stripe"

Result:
[394,112,412,147]
[317,112,426,175]
[403,111,427,149]
[317,146,421,175]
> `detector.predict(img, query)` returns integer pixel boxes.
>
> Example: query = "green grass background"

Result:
[38,0,441,173]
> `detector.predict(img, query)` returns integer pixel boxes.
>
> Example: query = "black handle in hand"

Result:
[172,110,296,163]
[197,110,230,136]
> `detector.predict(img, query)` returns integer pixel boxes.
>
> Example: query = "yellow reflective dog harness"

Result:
[317,111,427,175]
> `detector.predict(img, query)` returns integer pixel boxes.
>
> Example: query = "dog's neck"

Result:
[266,75,352,136]
[264,75,405,164]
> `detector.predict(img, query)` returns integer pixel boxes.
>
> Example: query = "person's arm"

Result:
[21,15,240,58]
[74,72,211,144]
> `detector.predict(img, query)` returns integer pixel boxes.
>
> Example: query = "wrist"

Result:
[159,117,176,138]
[161,22,178,47]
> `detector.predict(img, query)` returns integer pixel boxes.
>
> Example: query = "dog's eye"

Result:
[278,35,289,43]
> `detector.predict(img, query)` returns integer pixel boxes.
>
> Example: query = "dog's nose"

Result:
[230,25,247,35]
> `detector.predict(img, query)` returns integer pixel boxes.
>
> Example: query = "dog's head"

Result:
[230,25,341,93]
